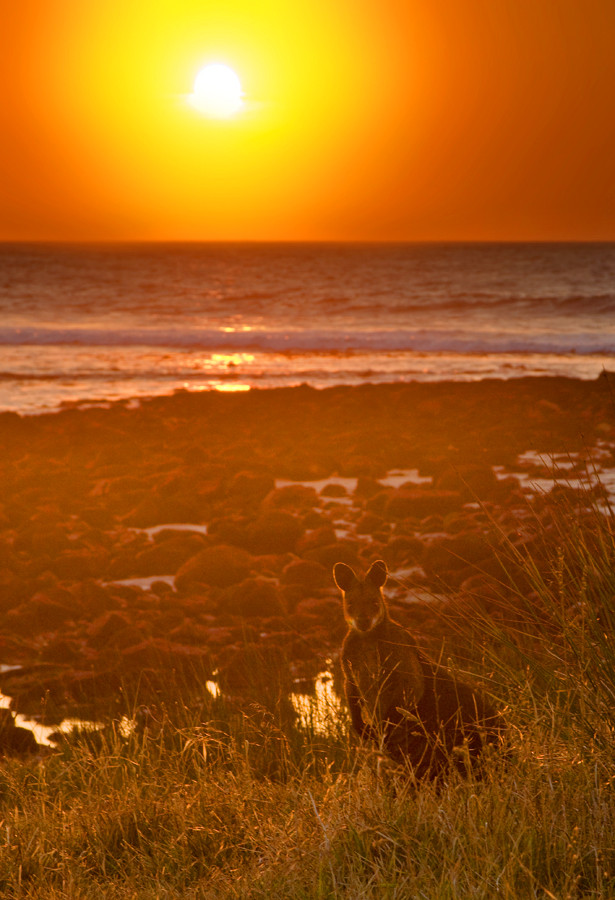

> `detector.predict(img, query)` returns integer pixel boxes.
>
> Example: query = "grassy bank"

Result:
[1,485,615,899]
[0,692,613,899]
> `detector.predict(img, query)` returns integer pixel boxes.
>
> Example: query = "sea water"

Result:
[1,241,614,415]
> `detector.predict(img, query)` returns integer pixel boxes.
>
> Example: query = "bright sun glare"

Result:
[189,63,244,118]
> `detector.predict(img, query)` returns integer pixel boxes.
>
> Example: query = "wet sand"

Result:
[1,375,614,727]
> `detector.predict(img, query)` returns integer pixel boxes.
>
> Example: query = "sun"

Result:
[189,63,244,118]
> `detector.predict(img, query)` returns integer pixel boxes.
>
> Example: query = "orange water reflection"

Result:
[214,383,251,392]
[210,352,255,365]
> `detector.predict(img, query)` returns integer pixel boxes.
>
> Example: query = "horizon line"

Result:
[1,237,615,246]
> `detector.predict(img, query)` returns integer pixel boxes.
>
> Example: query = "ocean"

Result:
[1,241,614,415]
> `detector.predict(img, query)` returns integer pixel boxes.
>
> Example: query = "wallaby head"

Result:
[333,560,388,634]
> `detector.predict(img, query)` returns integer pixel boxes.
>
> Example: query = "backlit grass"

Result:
[1,479,615,898]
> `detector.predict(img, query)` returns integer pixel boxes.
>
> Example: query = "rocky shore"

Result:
[1,375,614,740]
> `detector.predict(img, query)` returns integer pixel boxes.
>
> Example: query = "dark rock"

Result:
[87,611,147,651]
[262,484,319,511]
[104,583,144,604]
[199,626,237,648]
[0,571,31,612]
[60,669,123,704]
[168,619,220,646]
[364,490,393,515]
[206,516,250,547]
[491,476,521,503]
[133,533,208,576]
[354,476,386,499]
[148,580,175,597]
[459,574,504,607]
[105,534,152,579]
[40,637,84,664]
[279,584,308,611]
[340,454,382,477]
[380,536,424,567]
[293,596,343,623]
[87,611,131,644]
[14,522,71,557]
[385,489,464,519]
[320,483,348,498]
[289,596,346,643]
[296,525,338,554]
[217,642,289,692]
[418,515,445,533]
[123,495,202,528]
[303,541,360,570]
[441,532,495,566]
[49,548,110,581]
[73,580,121,616]
[0,709,39,755]
[251,552,295,578]
[281,559,330,590]
[226,470,275,503]
[301,510,329,530]
[4,593,76,635]
[220,577,285,618]
[0,410,24,431]
[121,638,211,674]
[435,464,498,501]
[355,513,388,535]
[79,507,115,529]
[0,540,18,570]
[175,544,252,590]
[422,531,499,586]
[244,510,304,555]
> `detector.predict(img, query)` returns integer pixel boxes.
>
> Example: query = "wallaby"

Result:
[334,559,505,779]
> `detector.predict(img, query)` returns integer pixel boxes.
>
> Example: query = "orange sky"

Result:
[2,0,615,241]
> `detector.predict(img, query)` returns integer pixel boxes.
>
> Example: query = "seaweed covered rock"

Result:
[220,577,285,618]
[244,510,304,555]
[175,544,253,590]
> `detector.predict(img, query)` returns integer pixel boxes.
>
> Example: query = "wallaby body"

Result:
[334,560,505,779]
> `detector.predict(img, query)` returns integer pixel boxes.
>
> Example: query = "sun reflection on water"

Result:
[213,383,251,392]
[210,352,255,365]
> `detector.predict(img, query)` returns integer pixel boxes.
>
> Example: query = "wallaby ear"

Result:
[366,559,387,588]
[333,562,357,593]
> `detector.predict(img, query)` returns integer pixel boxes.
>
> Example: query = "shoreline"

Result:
[2,354,614,419]
[1,374,614,734]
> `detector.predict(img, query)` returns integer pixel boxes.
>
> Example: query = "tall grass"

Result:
[470,470,615,753]
[1,477,615,898]
[1,701,613,899]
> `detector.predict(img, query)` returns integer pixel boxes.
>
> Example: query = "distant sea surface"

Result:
[1,241,614,415]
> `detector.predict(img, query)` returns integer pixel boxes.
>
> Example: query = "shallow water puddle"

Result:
[334,526,356,541]
[132,523,209,540]
[1,671,344,746]
[104,574,176,591]
[386,567,434,597]
[291,670,342,735]
[275,468,432,496]
[379,469,432,488]
[275,476,358,494]
[0,687,106,747]
[275,469,437,543]
[510,447,615,505]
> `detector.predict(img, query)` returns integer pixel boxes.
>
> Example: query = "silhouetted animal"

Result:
[334,559,505,779]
